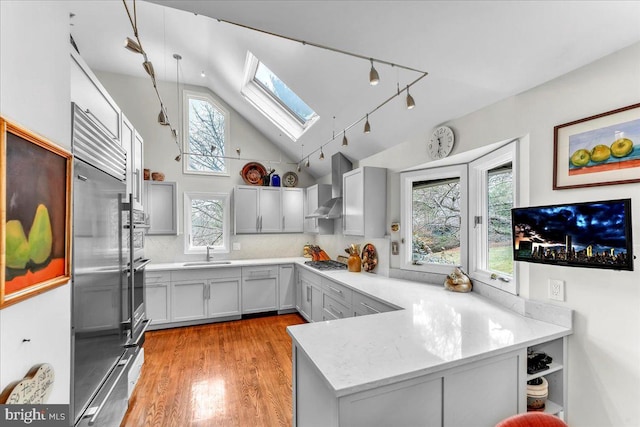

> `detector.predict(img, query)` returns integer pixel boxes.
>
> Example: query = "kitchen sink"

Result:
[183,261,233,266]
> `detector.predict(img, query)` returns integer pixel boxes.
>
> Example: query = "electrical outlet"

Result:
[232,242,241,251]
[548,279,564,301]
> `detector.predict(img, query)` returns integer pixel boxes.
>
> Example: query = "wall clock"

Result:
[428,126,455,160]
[282,171,298,187]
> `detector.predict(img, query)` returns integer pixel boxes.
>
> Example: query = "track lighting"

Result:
[342,131,348,146]
[143,61,155,78]
[319,147,325,160]
[297,163,302,172]
[364,114,371,134]
[158,108,169,126]
[175,154,181,162]
[305,158,310,168]
[124,37,143,54]
[406,85,415,110]
[369,59,380,86]
[200,70,206,78]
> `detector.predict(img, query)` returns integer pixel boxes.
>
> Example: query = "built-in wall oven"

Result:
[124,204,150,347]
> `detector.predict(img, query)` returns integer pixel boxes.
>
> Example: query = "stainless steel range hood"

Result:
[306,153,352,219]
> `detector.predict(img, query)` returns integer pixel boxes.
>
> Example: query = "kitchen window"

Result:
[241,51,319,141]
[184,192,230,254]
[183,90,230,176]
[400,165,469,275]
[469,142,517,294]
[400,141,517,293]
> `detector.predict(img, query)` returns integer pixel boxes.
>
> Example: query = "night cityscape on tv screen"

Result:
[511,199,633,271]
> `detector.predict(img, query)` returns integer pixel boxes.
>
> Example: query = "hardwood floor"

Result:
[121,313,307,427]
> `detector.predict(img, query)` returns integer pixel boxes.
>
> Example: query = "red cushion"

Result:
[495,412,568,427]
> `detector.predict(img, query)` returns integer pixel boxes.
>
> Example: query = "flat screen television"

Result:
[511,198,633,271]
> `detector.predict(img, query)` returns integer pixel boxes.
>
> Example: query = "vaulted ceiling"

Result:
[67,1,640,177]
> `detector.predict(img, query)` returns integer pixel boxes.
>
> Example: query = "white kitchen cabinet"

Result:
[352,290,396,317]
[282,188,304,232]
[70,49,120,141]
[234,186,304,234]
[208,277,241,317]
[145,271,171,326]
[145,181,177,235]
[241,266,278,314]
[297,269,321,322]
[278,265,295,311]
[121,114,144,212]
[304,184,333,234]
[132,131,144,211]
[342,167,387,237]
[171,279,208,322]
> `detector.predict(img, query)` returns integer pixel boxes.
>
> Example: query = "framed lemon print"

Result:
[1,117,72,308]
[553,103,640,190]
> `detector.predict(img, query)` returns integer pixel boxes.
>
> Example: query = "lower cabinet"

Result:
[146,268,241,329]
[278,264,295,311]
[297,269,322,322]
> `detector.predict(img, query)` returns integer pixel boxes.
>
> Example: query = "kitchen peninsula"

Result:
[287,264,572,427]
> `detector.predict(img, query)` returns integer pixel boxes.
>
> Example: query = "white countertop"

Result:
[146,257,307,271]
[288,264,572,397]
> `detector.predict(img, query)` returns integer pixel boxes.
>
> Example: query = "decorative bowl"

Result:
[151,172,165,181]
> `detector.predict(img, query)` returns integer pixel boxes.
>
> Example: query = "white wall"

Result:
[0,1,71,403]
[352,42,640,427]
[95,71,316,262]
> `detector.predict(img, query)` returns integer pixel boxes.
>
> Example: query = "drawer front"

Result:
[322,278,353,306]
[145,271,170,285]
[242,266,278,280]
[323,294,351,320]
[353,291,395,316]
[172,267,241,282]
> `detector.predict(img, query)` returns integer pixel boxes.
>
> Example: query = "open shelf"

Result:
[527,362,563,381]
[527,399,562,416]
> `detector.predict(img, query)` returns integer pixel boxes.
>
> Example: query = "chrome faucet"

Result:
[206,245,215,262]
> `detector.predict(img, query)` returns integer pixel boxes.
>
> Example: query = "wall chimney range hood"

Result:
[306,153,353,219]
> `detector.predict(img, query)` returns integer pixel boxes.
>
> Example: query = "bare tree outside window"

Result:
[412,179,461,265]
[187,97,226,173]
[190,198,224,247]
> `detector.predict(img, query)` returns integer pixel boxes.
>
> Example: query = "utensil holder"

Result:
[348,254,362,272]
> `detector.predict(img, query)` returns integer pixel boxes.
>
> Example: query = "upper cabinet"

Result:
[70,49,120,141]
[70,48,145,212]
[282,188,304,233]
[304,184,333,235]
[234,186,304,234]
[145,181,177,235]
[343,167,387,237]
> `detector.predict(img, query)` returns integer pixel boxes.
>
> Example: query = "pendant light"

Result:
[406,85,416,110]
[158,107,169,125]
[369,59,380,86]
[319,147,325,160]
[342,130,348,146]
[364,114,371,134]
[305,157,310,168]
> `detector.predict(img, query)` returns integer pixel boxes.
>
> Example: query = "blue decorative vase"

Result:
[271,174,281,187]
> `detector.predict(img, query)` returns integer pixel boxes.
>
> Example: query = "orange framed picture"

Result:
[1,117,72,308]
[553,103,640,190]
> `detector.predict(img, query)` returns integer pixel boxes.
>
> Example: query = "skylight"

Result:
[241,52,319,141]
[253,61,316,124]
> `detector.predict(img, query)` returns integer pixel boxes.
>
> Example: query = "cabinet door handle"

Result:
[329,305,343,317]
[360,302,380,313]
[282,215,285,230]
[328,286,343,295]
[260,215,263,231]
[306,285,311,303]
[134,169,140,202]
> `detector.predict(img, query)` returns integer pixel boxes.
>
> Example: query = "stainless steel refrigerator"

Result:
[71,105,137,427]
